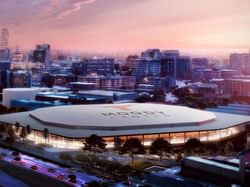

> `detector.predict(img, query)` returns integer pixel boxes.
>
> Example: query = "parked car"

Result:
[31,165,38,170]
[68,167,77,173]
[48,167,56,173]
[68,174,77,183]
[57,173,65,180]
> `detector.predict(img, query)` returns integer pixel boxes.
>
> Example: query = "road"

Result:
[0,146,100,187]
[0,170,30,187]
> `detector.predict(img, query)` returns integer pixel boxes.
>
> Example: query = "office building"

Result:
[177,56,191,80]
[0,28,9,49]
[33,44,50,65]
[131,58,161,80]
[0,48,10,61]
[41,73,77,87]
[72,58,115,76]
[9,70,32,88]
[192,58,209,69]
[160,50,178,78]
[142,49,161,60]
[78,75,136,90]
[230,53,250,74]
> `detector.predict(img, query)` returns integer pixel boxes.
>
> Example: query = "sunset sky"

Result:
[1,0,250,54]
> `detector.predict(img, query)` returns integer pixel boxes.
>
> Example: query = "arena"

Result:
[0,103,249,149]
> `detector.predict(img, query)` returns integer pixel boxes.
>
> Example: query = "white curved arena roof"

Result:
[0,103,249,138]
[29,104,216,130]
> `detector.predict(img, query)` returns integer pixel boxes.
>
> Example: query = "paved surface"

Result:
[0,171,30,187]
[0,147,100,187]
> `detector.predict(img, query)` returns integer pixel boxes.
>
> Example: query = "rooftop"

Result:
[0,103,249,138]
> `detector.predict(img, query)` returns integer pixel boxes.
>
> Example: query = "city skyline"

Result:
[0,0,250,55]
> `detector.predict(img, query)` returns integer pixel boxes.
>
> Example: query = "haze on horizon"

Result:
[1,0,250,55]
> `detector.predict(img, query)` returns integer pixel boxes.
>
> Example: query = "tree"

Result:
[135,93,152,103]
[224,141,234,156]
[68,174,77,183]
[26,125,32,135]
[0,104,9,114]
[84,134,106,152]
[150,138,171,161]
[59,152,72,165]
[152,89,166,103]
[15,122,20,133]
[121,138,144,164]
[114,136,123,151]
[184,138,203,155]
[6,126,16,144]
[75,154,90,163]
[43,128,49,143]
[20,127,28,143]
[0,124,6,133]
[105,161,121,173]
[118,164,133,175]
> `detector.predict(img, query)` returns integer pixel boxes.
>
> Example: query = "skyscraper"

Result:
[33,44,51,65]
[71,58,115,76]
[160,50,178,78]
[177,56,191,80]
[0,28,10,61]
[0,28,9,49]
[230,53,250,74]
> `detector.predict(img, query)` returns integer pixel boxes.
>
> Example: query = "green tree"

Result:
[150,138,171,161]
[184,138,203,155]
[6,126,16,144]
[105,161,121,173]
[26,124,32,135]
[20,127,28,143]
[224,141,234,156]
[114,136,123,151]
[15,122,20,133]
[84,134,106,152]
[135,93,152,103]
[59,152,72,165]
[43,128,49,143]
[118,164,133,175]
[121,138,144,164]
[0,104,9,114]
[0,124,7,133]
[152,89,166,103]
[75,154,90,163]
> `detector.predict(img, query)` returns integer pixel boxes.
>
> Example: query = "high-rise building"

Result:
[72,58,115,76]
[230,53,250,74]
[0,48,10,61]
[131,49,179,89]
[177,56,191,80]
[78,75,136,90]
[9,70,32,88]
[125,55,138,69]
[0,28,9,49]
[192,58,209,69]
[131,58,161,80]
[141,49,161,60]
[0,28,10,61]
[12,47,26,62]
[160,50,178,78]
[33,44,50,65]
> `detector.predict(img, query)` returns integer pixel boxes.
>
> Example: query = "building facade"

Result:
[72,58,115,76]
[78,75,136,89]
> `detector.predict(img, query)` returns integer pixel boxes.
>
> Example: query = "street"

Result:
[0,146,100,187]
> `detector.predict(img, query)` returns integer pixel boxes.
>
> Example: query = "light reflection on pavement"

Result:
[0,146,100,187]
